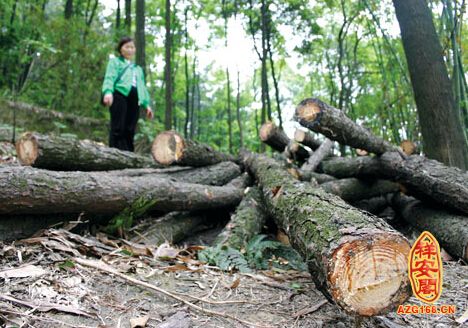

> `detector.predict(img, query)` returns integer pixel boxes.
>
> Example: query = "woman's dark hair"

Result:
[117,36,134,55]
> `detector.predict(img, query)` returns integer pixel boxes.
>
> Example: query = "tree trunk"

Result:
[301,138,334,172]
[259,122,309,161]
[164,0,172,130]
[240,151,410,316]
[294,129,322,151]
[295,98,398,155]
[152,131,236,166]
[64,0,73,19]
[116,0,121,30]
[318,156,383,179]
[389,193,468,261]
[298,171,336,184]
[236,70,244,148]
[15,132,161,171]
[135,0,145,74]
[320,178,401,203]
[125,0,131,33]
[0,166,244,216]
[393,0,468,170]
[213,186,268,250]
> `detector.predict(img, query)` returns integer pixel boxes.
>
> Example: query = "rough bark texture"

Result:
[0,166,243,216]
[301,138,334,172]
[389,193,468,261]
[241,151,410,316]
[378,152,468,214]
[131,211,222,246]
[260,122,309,161]
[318,156,383,179]
[393,0,468,170]
[214,186,269,250]
[295,98,398,155]
[152,131,235,166]
[16,132,161,171]
[299,171,337,184]
[294,129,322,150]
[321,178,401,203]
[351,196,392,215]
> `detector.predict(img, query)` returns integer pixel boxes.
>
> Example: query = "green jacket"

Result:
[102,56,151,109]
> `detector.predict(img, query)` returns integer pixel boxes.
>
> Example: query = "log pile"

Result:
[2,98,467,319]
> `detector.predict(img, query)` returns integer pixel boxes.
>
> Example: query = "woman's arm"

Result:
[101,58,118,95]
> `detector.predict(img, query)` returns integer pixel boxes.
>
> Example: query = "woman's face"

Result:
[120,41,135,60]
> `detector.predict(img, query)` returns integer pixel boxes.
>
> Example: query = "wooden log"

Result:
[400,140,419,156]
[130,211,224,246]
[318,156,382,179]
[240,151,411,316]
[295,98,398,155]
[294,129,322,150]
[351,195,392,215]
[0,166,243,216]
[321,178,401,203]
[152,131,235,166]
[16,132,160,171]
[298,171,336,184]
[389,193,468,261]
[260,122,309,161]
[213,187,269,250]
[301,138,334,172]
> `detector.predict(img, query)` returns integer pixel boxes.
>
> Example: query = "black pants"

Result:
[109,87,140,152]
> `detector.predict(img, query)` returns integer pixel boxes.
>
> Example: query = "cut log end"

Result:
[16,132,39,166]
[329,232,410,316]
[152,131,185,165]
[295,98,322,122]
[400,140,417,156]
[294,129,307,143]
[259,121,275,141]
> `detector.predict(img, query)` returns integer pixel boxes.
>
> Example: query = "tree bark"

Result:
[0,166,244,216]
[16,132,161,171]
[294,129,322,151]
[135,0,145,74]
[213,186,268,250]
[152,131,235,167]
[295,98,398,155]
[319,156,383,179]
[64,0,73,19]
[321,178,401,203]
[125,0,131,33]
[389,193,468,261]
[393,0,468,170]
[298,171,336,184]
[240,151,410,316]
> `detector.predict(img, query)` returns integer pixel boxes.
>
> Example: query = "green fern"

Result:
[198,245,251,273]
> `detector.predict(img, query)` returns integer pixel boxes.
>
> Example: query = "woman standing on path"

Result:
[102,36,153,152]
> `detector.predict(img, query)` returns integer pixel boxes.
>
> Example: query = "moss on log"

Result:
[241,151,410,316]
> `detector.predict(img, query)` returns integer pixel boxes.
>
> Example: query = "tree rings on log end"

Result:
[400,140,417,156]
[16,132,39,166]
[328,232,411,316]
[294,129,307,143]
[259,121,276,141]
[152,131,185,165]
[295,98,323,123]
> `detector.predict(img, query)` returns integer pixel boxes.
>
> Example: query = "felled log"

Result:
[321,178,401,203]
[294,129,322,150]
[389,193,468,261]
[130,211,224,246]
[0,166,243,216]
[301,138,334,172]
[351,195,392,215]
[152,131,235,166]
[213,187,268,250]
[299,171,336,183]
[284,141,310,162]
[318,156,382,179]
[260,122,309,161]
[16,132,160,171]
[295,98,398,155]
[241,151,410,316]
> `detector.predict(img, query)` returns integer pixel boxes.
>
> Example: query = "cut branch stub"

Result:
[260,122,309,161]
[295,98,398,155]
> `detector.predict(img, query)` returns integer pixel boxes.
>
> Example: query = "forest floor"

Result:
[0,223,467,328]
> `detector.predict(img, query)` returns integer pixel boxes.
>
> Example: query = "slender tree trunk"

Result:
[116,0,121,30]
[164,0,172,130]
[393,0,468,170]
[125,0,131,34]
[135,0,146,74]
[236,70,244,148]
[64,0,73,19]
[184,8,190,139]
